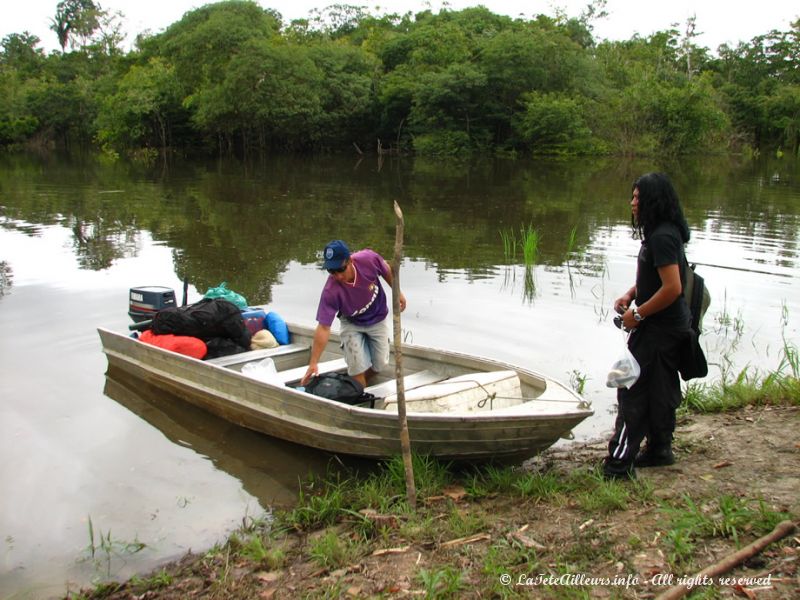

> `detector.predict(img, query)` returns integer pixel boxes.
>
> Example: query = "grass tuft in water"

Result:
[519,224,540,267]
[84,515,147,577]
[569,369,588,395]
[564,224,579,262]
[499,229,517,263]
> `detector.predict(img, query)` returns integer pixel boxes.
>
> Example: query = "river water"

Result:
[1,152,798,597]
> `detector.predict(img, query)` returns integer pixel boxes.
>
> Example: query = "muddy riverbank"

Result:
[69,404,799,599]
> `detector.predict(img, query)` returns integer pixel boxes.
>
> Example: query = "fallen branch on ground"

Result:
[371,546,410,556]
[440,533,491,548]
[656,520,797,600]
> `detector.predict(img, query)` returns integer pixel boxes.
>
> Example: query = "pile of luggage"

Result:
[129,284,288,360]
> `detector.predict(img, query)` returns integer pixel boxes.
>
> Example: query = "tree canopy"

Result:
[1,1,798,157]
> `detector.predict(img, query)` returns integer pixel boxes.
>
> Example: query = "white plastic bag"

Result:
[606,347,641,389]
[241,357,280,384]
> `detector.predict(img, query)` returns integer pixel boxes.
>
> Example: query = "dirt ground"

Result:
[74,405,800,599]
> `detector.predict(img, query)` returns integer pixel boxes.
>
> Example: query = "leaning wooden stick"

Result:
[392,200,416,508]
[656,520,796,600]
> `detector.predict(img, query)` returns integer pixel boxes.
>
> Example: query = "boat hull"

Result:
[98,325,592,461]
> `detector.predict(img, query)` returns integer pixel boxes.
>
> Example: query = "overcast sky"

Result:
[2,0,798,54]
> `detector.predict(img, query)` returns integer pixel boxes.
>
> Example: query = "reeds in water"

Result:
[519,224,539,267]
[499,224,540,302]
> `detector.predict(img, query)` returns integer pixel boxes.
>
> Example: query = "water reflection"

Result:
[103,367,366,509]
[2,153,798,300]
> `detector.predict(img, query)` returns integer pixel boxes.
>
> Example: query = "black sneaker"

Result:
[602,468,637,481]
[634,448,675,468]
[602,457,637,481]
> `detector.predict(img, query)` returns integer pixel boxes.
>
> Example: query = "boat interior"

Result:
[202,336,581,414]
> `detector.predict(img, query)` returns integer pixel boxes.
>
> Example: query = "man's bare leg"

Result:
[352,368,376,388]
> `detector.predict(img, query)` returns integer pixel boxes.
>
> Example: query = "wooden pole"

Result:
[656,520,796,600]
[392,201,416,508]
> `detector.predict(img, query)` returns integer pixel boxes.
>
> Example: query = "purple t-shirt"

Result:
[316,249,390,327]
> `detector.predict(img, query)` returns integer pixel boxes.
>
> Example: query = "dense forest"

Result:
[1,0,798,158]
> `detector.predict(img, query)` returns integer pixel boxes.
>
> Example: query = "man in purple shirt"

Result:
[300,240,407,388]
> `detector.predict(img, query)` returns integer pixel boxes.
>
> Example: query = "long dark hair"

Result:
[632,172,690,243]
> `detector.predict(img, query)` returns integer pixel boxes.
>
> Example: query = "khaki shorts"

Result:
[339,318,390,377]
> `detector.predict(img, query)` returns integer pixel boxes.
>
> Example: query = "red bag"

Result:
[139,330,207,359]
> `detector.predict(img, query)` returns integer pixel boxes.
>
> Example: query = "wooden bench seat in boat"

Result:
[364,370,446,399]
[206,343,309,367]
[382,370,523,413]
[275,358,349,385]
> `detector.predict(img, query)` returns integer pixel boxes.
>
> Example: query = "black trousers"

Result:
[605,322,690,473]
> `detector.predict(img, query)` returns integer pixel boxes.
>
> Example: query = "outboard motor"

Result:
[128,286,176,323]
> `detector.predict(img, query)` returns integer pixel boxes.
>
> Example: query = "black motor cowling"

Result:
[128,286,176,323]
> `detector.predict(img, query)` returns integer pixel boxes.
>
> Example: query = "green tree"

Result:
[24,77,90,148]
[1,33,45,77]
[51,0,102,51]
[141,1,281,92]
[96,57,183,151]
[186,39,325,153]
[765,84,800,155]
[410,63,489,154]
[376,67,416,151]
[407,20,472,68]
[0,69,37,145]
[514,91,592,154]
[308,42,379,149]
[478,25,588,147]
[645,75,729,154]
[712,21,800,150]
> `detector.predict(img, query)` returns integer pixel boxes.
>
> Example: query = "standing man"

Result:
[603,173,693,481]
[300,240,406,388]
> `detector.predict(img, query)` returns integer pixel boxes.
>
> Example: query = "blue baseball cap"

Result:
[322,240,350,270]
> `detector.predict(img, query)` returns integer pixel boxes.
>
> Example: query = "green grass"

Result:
[500,229,517,263]
[498,224,540,267]
[385,453,453,500]
[446,504,488,538]
[564,224,579,262]
[277,454,455,532]
[130,569,172,591]
[681,367,800,414]
[519,224,540,268]
[281,476,348,530]
[569,369,588,395]
[416,566,466,599]
[83,515,147,577]
[682,333,799,414]
[233,533,286,568]
[514,470,569,500]
[308,530,364,569]
[660,494,791,568]
[463,464,520,497]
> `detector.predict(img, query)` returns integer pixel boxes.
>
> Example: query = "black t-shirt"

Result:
[635,223,691,327]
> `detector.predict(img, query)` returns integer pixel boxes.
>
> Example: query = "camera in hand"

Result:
[613,315,630,331]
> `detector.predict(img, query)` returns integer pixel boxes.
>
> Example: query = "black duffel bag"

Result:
[303,373,376,407]
[151,298,251,351]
